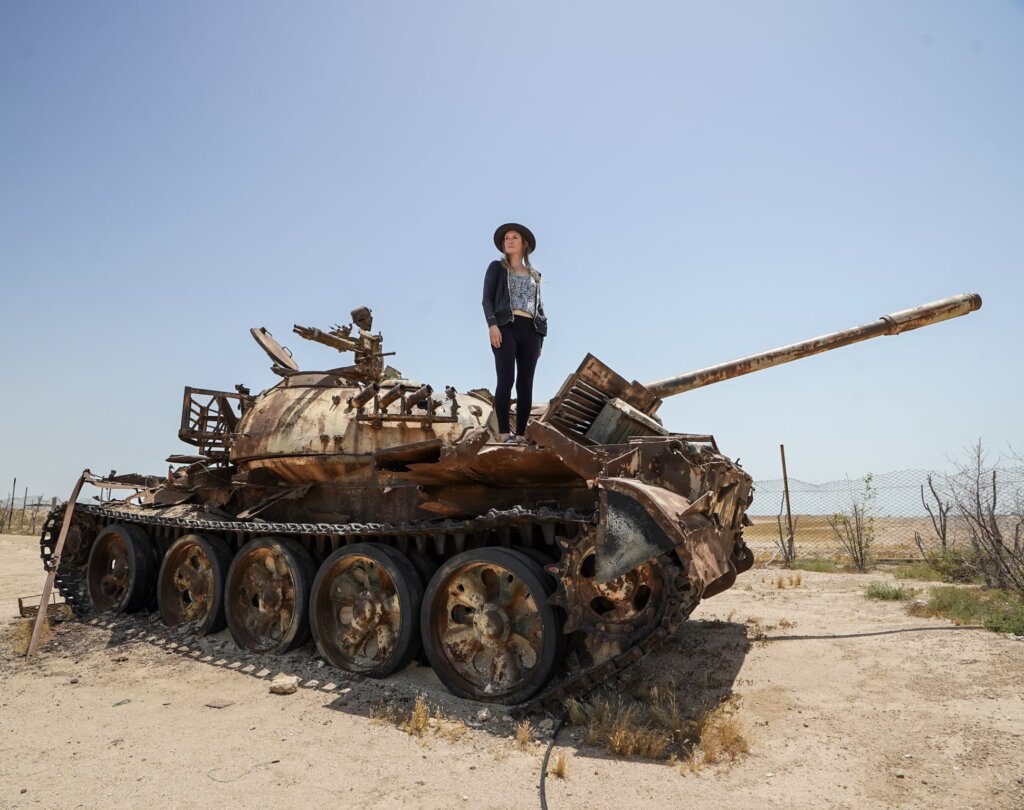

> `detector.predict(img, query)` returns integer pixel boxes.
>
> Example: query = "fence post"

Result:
[780,445,796,563]
[4,477,15,533]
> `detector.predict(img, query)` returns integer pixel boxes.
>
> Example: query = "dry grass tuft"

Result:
[565,696,586,726]
[573,692,674,760]
[678,698,749,774]
[514,719,533,747]
[608,722,670,759]
[374,694,467,742]
[566,677,751,768]
[436,707,468,742]
[370,699,399,725]
[550,752,568,779]
[775,576,786,590]
[697,702,749,764]
[401,694,430,736]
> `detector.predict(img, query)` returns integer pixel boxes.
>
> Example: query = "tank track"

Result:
[39,508,91,614]
[39,502,698,710]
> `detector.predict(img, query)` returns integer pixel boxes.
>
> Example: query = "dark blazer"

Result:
[481,260,548,336]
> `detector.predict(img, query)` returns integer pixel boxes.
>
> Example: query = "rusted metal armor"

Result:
[40,294,981,704]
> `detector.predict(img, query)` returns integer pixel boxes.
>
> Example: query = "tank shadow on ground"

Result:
[86,611,361,695]
[539,618,752,763]
[317,617,752,762]
[71,610,750,759]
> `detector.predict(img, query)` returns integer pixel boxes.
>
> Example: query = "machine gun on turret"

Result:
[292,306,397,383]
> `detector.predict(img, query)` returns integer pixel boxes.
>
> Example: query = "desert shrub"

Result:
[864,582,916,601]
[790,559,837,573]
[928,550,983,584]
[892,561,945,582]
[827,474,875,571]
[909,585,1024,635]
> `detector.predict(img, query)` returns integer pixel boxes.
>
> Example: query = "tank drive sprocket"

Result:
[550,526,670,669]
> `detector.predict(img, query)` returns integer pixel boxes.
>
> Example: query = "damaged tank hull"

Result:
[41,294,980,704]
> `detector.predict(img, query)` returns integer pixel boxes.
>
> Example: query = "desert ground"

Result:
[2,532,1022,810]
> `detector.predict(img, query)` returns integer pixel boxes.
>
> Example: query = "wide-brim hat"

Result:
[493,222,536,254]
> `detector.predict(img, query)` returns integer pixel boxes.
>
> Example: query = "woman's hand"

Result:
[489,325,502,348]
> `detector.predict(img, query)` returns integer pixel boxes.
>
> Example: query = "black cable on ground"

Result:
[539,710,568,810]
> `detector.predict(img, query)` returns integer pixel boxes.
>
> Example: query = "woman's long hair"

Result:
[501,244,540,282]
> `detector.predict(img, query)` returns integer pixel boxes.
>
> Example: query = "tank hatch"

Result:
[251,327,299,376]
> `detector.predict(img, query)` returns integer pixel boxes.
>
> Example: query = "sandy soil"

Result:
[1,532,1022,809]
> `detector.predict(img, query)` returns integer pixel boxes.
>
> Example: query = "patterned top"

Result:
[508,269,537,317]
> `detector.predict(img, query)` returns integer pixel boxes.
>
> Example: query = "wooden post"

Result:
[27,472,87,659]
[780,445,796,564]
[18,486,27,530]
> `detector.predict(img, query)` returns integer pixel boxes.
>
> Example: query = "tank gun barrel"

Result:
[644,293,982,399]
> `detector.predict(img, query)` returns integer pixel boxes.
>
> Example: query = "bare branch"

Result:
[945,439,1024,596]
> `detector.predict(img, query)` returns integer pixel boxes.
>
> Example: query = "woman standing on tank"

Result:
[481,223,547,444]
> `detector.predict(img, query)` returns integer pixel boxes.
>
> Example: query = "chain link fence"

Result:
[0,492,55,536]
[746,467,1024,564]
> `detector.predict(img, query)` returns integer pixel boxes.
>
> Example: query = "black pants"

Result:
[492,317,544,435]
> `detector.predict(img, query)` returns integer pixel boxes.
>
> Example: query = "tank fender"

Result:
[595,478,732,590]
[702,560,738,599]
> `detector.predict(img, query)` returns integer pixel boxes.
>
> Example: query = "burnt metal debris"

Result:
[39,295,981,704]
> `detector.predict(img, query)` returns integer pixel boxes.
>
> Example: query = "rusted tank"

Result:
[40,293,981,705]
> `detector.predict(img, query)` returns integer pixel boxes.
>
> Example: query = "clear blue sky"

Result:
[1,2,1020,504]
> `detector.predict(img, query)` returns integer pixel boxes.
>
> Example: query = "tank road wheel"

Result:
[86,523,157,613]
[511,547,567,661]
[552,528,668,668]
[225,537,316,654]
[157,534,233,634]
[310,544,424,677]
[421,548,561,704]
